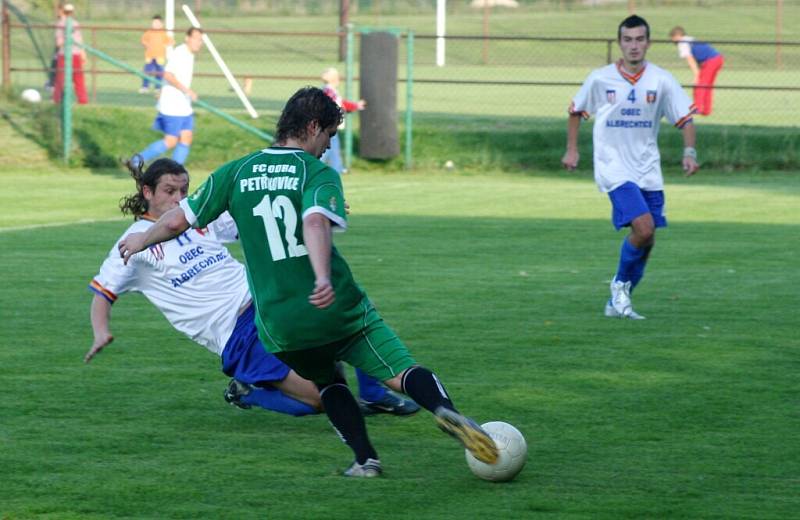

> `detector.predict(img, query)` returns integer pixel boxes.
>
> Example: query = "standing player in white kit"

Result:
[562,15,700,319]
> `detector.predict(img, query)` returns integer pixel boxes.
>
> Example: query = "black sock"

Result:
[319,383,378,464]
[401,366,456,413]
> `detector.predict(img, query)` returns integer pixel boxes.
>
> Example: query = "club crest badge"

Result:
[646,90,657,103]
[329,196,337,212]
[606,89,616,103]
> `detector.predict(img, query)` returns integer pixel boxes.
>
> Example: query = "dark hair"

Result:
[275,86,343,143]
[152,15,162,20]
[120,157,188,218]
[186,27,202,37]
[618,15,650,41]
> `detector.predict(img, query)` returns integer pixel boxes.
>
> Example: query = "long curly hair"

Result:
[119,157,188,218]
[276,86,343,143]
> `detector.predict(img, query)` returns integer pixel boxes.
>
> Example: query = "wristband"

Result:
[683,147,697,159]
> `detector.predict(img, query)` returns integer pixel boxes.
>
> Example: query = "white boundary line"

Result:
[0,217,125,234]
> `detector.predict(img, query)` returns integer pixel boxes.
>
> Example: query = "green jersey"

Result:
[182,147,367,352]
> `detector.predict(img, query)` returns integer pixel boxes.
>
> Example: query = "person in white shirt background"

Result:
[130,28,203,168]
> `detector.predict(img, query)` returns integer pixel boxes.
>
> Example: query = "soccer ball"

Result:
[21,88,42,103]
[466,421,527,482]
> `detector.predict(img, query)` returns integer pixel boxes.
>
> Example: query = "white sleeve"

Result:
[179,198,198,226]
[89,242,139,303]
[208,211,240,244]
[569,71,599,118]
[661,73,695,128]
[677,41,692,59]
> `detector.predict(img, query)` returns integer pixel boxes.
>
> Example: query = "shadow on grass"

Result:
[0,108,48,148]
[5,96,800,183]
[398,112,800,176]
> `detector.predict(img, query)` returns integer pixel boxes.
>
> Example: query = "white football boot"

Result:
[343,458,382,478]
[606,278,646,320]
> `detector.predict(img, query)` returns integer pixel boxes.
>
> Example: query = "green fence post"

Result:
[344,23,354,171]
[405,30,413,170]
[62,15,73,163]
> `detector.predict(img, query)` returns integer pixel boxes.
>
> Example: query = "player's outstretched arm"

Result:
[686,55,700,81]
[561,114,582,171]
[85,294,114,363]
[303,212,335,309]
[681,122,699,177]
[119,206,190,264]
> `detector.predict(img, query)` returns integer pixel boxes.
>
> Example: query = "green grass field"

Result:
[1,105,799,518]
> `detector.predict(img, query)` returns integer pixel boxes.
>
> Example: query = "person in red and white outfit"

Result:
[53,3,88,104]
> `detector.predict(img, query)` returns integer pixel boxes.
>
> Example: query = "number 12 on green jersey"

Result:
[252,194,308,261]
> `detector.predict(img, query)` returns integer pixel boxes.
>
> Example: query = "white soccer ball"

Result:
[21,88,42,103]
[444,159,455,170]
[466,421,527,482]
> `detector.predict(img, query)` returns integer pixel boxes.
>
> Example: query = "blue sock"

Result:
[629,245,652,293]
[137,139,169,165]
[172,143,190,164]
[356,368,387,402]
[241,387,318,417]
[615,238,645,283]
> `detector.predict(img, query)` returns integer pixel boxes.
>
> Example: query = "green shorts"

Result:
[274,305,416,386]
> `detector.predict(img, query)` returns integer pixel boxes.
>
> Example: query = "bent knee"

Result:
[631,215,655,242]
[635,226,655,243]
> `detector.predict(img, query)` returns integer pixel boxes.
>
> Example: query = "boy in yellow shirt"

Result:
[140,15,174,94]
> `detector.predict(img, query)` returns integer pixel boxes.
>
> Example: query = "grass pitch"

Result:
[1,150,798,518]
[2,4,797,514]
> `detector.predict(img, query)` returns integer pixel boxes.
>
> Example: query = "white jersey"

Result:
[90,212,251,356]
[157,43,195,117]
[569,60,695,193]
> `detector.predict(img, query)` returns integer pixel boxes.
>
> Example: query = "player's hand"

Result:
[683,156,699,177]
[187,89,197,101]
[85,333,113,363]
[357,99,367,110]
[118,232,147,265]
[561,150,579,171]
[309,277,335,309]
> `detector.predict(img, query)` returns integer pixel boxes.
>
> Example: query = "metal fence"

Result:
[3,3,799,128]
[5,0,789,19]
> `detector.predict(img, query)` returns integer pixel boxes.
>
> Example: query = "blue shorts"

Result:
[152,113,194,137]
[220,304,290,384]
[608,182,667,230]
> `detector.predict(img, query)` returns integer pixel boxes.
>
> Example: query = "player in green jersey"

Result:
[118,86,498,477]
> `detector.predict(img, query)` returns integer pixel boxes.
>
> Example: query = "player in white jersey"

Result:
[562,15,699,320]
[129,28,203,168]
[85,158,419,416]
